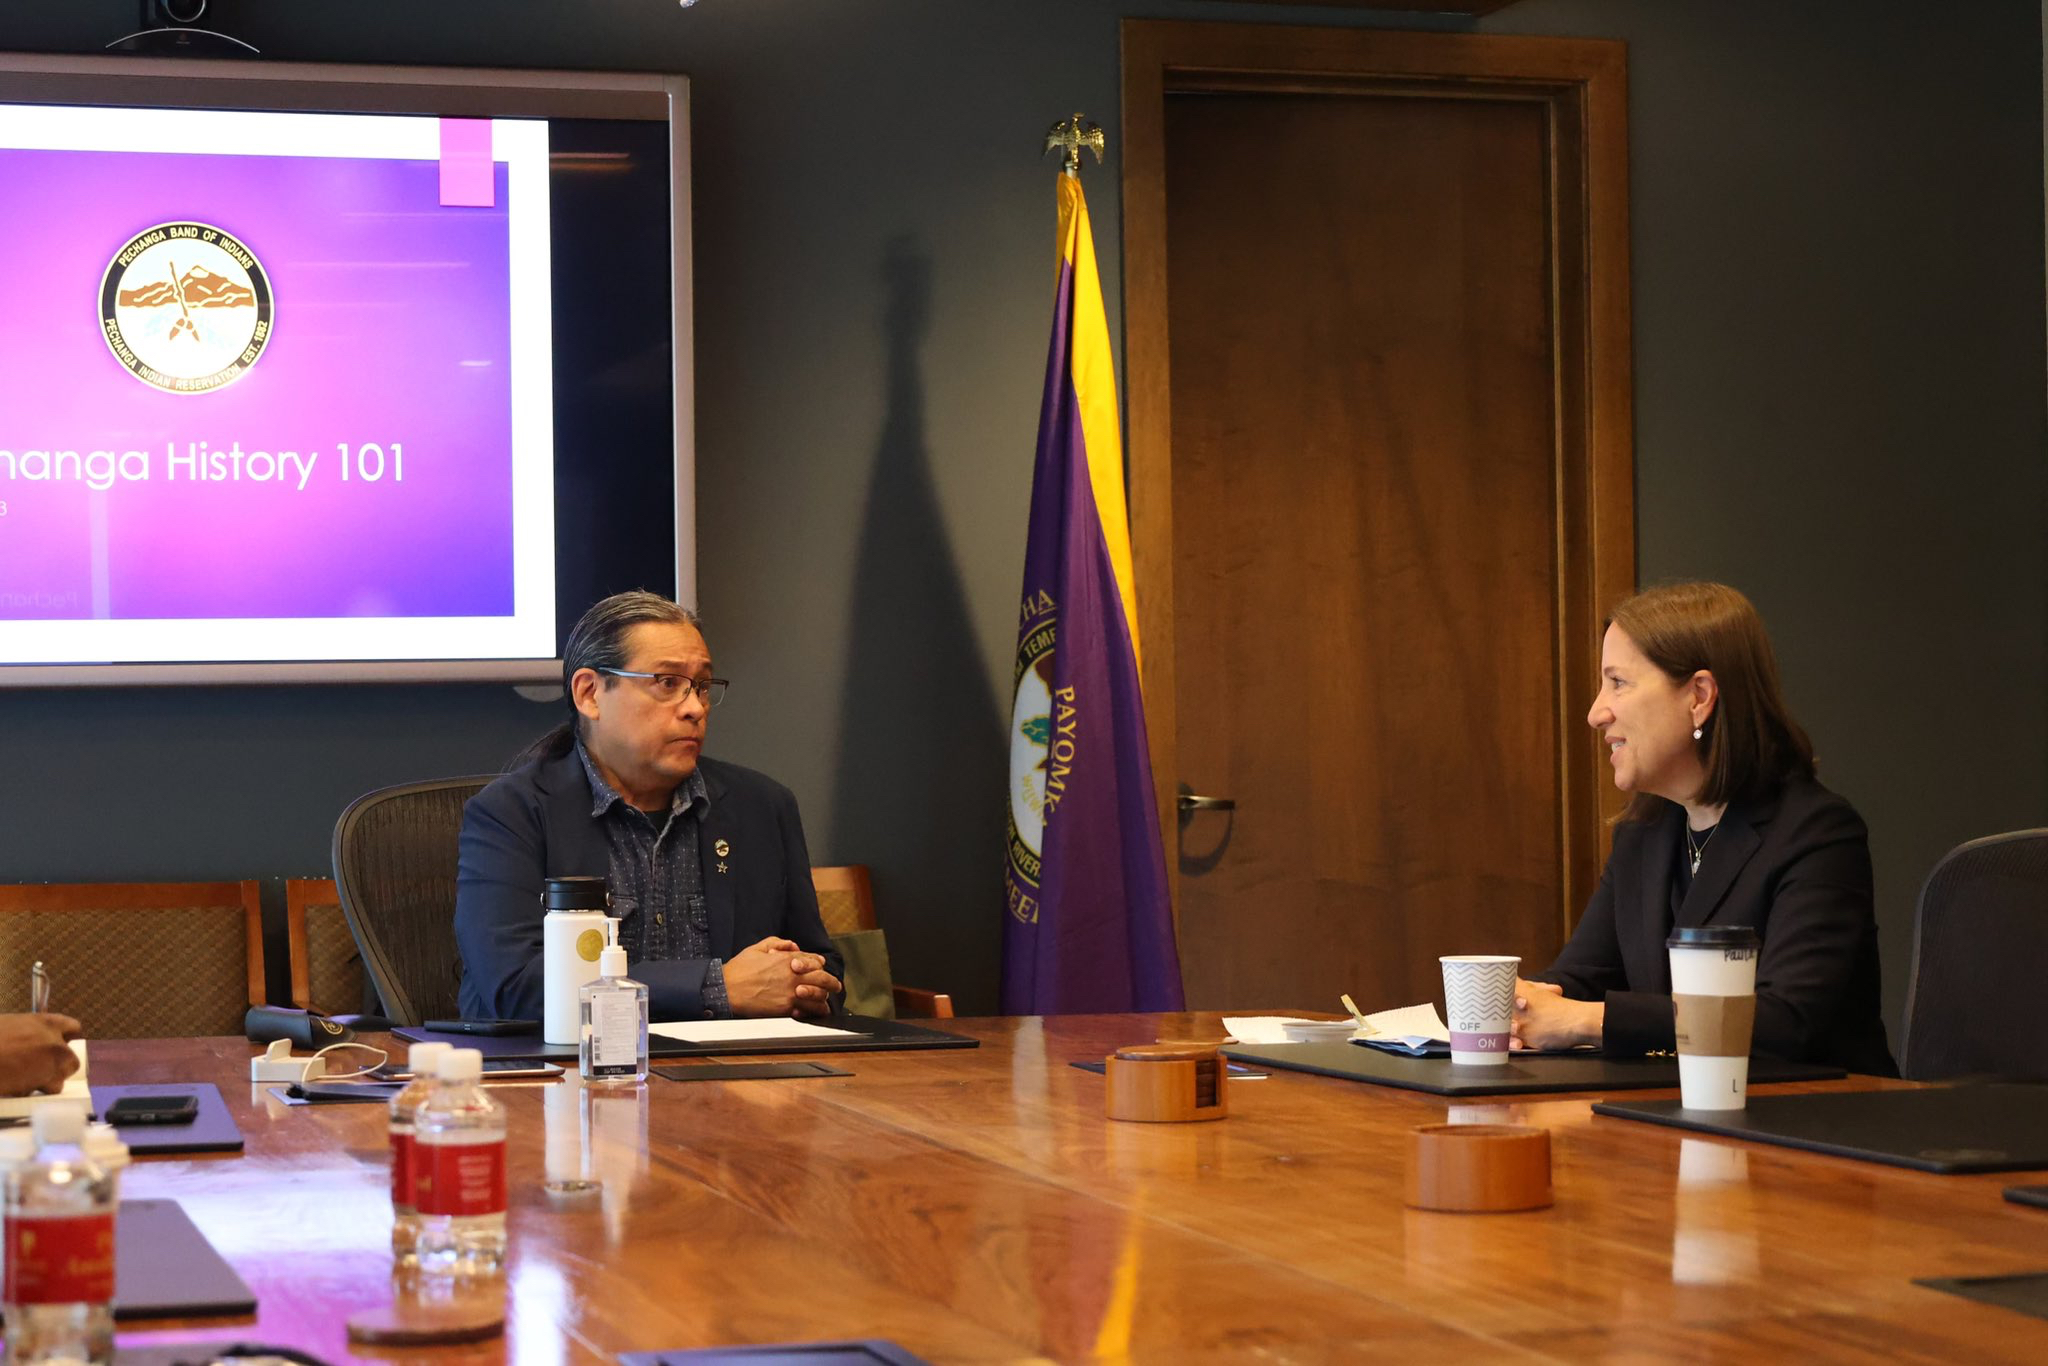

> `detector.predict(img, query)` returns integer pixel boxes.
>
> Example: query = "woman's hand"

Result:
[1512,979,1603,1051]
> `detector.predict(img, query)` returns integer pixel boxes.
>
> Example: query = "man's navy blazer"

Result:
[454,747,841,1022]
[1533,775,1896,1075]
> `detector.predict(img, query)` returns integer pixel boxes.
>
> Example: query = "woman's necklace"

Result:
[1685,822,1719,876]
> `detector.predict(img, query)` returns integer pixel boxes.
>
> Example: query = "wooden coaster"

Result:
[347,1295,506,1346]
[1405,1123,1552,1212]
[1105,1044,1228,1123]
[1114,1043,1216,1063]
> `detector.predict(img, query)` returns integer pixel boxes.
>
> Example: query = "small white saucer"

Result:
[1279,1020,1361,1044]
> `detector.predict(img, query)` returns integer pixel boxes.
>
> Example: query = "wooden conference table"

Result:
[96,1015,2048,1363]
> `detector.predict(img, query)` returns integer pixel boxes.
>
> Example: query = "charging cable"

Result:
[249,1040,389,1086]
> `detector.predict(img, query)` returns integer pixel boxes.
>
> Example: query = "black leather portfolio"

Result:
[619,1342,932,1365]
[2005,1184,2048,1211]
[1220,1040,1842,1097]
[112,1197,258,1319]
[1916,1271,2048,1323]
[1593,1083,2048,1173]
[395,1014,976,1061]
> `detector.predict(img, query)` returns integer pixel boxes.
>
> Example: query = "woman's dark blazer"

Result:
[1533,775,1896,1075]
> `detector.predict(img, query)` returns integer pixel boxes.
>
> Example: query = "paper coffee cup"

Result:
[1439,955,1520,1066]
[1666,926,1760,1110]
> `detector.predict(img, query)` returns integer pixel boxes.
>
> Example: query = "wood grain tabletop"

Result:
[91,1015,2048,1363]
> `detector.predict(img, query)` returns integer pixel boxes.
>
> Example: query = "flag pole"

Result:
[1044,113,1106,177]
[1003,108,1184,1014]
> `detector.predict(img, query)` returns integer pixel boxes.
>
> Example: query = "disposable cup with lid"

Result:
[1666,924,1761,1111]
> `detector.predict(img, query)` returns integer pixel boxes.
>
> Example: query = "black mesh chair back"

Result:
[331,777,494,1026]
[1899,829,2048,1081]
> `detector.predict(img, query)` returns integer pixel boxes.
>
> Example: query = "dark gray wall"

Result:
[1490,0,2048,1033]
[1,1,2041,1026]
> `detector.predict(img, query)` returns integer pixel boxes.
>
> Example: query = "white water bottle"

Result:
[0,1131,37,1310]
[542,876,615,1046]
[388,1041,451,1267]
[415,1048,507,1276]
[580,946,649,1087]
[79,1126,128,1183]
[5,1106,115,1365]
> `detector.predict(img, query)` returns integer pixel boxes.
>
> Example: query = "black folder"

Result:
[1916,1272,2048,1324]
[2005,1184,2048,1211]
[395,1014,976,1061]
[1220,1039,1842,1097]
[113,1198,257,1319]
[619,1343,931,1365]
[0,1199,257,1324]
[1592,1083,2048,1173]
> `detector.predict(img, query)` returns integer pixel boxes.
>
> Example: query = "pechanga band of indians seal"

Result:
[1007,588,1062,922]
[100,222,273,394]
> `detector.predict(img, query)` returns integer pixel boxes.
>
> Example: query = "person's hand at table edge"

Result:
[789,956,843,1019]
[726,937,842,1018]
[0,1013,84,1096]
[1512,979,1602,1051]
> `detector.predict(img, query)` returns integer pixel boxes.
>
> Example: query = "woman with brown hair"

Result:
[1512,582,1895,1074]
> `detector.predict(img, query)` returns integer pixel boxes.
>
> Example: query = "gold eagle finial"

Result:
[1044,113,1106,177]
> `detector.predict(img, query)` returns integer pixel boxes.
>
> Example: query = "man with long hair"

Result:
[455,592,841,1022]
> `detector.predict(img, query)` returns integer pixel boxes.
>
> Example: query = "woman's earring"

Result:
[1693,726,1704,741]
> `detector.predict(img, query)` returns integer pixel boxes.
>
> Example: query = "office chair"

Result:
[810,865,954,1019]
[1899,828,2048,1081]
[0,881,265,1037]
[331,777,494,1027]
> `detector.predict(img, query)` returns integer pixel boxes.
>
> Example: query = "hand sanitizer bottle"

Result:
[580,946,648,1087]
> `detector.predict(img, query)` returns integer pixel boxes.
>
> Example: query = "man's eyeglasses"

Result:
[597,668,729,707]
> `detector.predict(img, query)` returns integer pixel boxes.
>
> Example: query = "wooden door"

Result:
[1123,23,1634,1012]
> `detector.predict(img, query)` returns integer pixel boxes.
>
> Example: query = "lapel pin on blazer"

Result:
[714,837,731,874]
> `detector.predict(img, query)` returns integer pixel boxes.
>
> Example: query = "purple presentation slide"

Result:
[0,147,515,621]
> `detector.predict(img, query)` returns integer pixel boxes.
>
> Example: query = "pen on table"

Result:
[30,961,49,1015]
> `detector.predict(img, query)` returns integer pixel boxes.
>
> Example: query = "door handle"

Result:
[1175,784,1234,872]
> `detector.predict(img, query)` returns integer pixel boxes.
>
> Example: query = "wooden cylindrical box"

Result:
[1404,1123,1552,1212]
[1103,1043,1228,1123]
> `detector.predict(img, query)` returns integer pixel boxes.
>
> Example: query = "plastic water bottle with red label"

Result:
[388,1040,452,1268]
[414,1047,508,1276]
[4,1105,116,1365]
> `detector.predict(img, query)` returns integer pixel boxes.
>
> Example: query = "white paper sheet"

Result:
[649,1018,859,1044]
[1356,1003,1451,1046]
[1221,1016,1330,1045]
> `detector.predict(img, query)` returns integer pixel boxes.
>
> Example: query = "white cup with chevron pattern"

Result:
[1439,956,1521,1065]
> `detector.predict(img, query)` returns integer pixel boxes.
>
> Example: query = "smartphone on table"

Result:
[102,1094,200,1126]
[419,1019,537,1037]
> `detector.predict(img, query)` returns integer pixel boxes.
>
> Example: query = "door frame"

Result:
[1120,19,1635,942]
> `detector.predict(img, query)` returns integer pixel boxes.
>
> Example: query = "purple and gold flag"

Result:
[1002,171,1184,1014]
